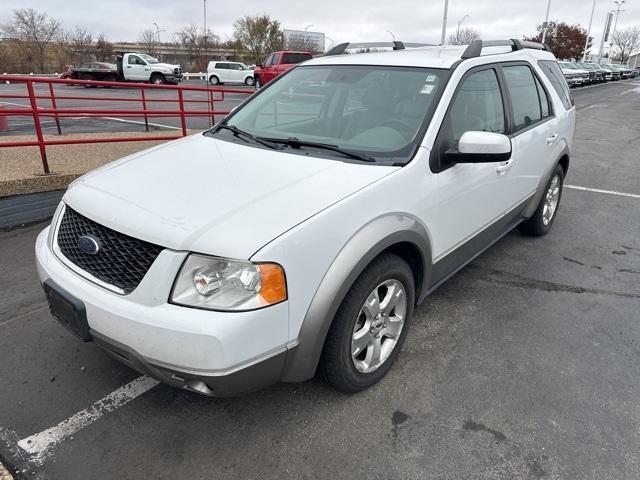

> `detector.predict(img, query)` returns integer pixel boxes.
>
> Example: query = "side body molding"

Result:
[281,214,432,382]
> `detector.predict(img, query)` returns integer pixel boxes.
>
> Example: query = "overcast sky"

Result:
[2,0,639,50]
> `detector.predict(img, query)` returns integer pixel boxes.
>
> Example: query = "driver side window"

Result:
[432,68,505,172]
[450,69,505,144]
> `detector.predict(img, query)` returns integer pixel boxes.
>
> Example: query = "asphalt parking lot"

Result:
[1,78,640,480]
[0,81,253,136]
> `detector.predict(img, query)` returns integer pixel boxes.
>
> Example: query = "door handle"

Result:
[496,159,514,175]
[126,65,132,68]
[546,134,558,145]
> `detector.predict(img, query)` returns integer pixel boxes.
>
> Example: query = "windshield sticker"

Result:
[425,75,438,83]
[420,84,435,95]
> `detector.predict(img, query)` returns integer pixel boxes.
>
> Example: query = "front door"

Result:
[126,55,148,81]
[428,67,525,272]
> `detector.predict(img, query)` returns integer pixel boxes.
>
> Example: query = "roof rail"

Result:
[324,41,407,56]
[461,39,551,59]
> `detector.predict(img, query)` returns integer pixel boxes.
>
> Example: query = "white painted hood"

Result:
[64,134,396,258]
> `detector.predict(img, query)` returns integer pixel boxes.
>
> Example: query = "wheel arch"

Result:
[281,214,432,382]
[523,149,570,219]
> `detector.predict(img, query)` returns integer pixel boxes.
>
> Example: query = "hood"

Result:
[64,134,397,259]
[154,62,179,70]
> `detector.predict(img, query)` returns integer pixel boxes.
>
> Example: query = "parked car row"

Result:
[558,61,639,87]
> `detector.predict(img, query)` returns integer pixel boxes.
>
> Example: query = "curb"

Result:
[0,190,63,230]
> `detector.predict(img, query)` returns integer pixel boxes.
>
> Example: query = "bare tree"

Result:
[1,8,63,72]
[448,26,481,46]
[94,33,114,62]
[66,26,93,65]
[139,29,158,56]
[233,14,282,64]
[612,26,640,64]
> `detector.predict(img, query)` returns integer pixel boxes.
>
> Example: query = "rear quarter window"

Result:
[538,60,574,110]
[282,53,313,64]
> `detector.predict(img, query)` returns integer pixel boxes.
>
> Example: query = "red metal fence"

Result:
[0,75,254,174]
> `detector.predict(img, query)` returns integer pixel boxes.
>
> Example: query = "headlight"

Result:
[170,254,287,311]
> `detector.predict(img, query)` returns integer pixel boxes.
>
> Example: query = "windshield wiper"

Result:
[215,124,282,150]
[265,137,376,163]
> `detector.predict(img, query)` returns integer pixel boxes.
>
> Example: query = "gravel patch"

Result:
[0,130,199,197]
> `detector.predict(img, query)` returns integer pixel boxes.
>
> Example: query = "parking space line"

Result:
[566,184,640,200]
[17,375,159,465]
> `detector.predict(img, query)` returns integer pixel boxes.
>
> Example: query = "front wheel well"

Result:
[381,242,425,304]
[558,154,569,176]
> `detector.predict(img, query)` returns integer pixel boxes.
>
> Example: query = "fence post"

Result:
[140,87,149,132]
[26,80,51,174]
[177,88,187,136]
[209,90,215,126]
[48,82,62,135]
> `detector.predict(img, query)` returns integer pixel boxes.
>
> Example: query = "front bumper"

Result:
[35,225,293,396]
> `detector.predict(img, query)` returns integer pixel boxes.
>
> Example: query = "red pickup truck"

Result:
[253,51,313,88]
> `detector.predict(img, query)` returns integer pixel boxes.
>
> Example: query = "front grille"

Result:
[56,207,163,294]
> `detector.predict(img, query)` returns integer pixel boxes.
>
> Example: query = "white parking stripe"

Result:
[566,184,640,200]
[99,116,182,130]
[17,375,159,465]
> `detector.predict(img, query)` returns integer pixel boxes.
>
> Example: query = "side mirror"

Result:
[445,131,512,164]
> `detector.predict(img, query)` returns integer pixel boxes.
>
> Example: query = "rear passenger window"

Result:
[282,53,313,64]
[535,76,551,118]
[538,60,574,110]
[502,65,542,131]
[449,69,505,143]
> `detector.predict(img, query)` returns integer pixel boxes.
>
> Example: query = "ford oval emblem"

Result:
[77,235,101,255]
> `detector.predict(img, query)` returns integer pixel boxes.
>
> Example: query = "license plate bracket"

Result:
[43,280,92,342]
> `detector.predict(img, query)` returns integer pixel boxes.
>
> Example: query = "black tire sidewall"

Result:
[209,75,219,85]
[321,253,415,393]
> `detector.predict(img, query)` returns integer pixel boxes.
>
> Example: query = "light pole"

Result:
[440,0,449,45]
[203,0,208,63]
[456,14,469,43]
[610,0,626,60]
[325,36,335,50]
[541,0,552,44]
[152,22,165,44]
[582,0,596,61]
[386,30,396,42]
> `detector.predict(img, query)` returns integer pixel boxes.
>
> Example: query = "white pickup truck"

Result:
[115,52,183,85]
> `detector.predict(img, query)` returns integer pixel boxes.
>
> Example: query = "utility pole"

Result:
[203,0,208,64]
[440,0,449,45]
[541,0,552,44]
[582,0,597,61]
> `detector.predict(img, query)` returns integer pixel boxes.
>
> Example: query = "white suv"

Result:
[36,40,575,396]
[207,61,254,86]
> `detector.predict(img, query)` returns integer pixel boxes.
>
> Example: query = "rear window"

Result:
[282,53,313,64]
[538,60,574,110]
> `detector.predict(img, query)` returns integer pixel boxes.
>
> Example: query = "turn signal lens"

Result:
[257,263,287,304]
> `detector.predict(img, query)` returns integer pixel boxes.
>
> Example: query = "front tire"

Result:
[519,164,564,236]
[245,76,255,86]
[319,253,415,393]
[254,76,262,89]
[150,73,166,85]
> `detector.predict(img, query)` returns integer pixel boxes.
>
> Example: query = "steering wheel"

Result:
[381,118,415,134]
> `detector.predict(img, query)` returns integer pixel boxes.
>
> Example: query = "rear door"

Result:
[498,63,557,201]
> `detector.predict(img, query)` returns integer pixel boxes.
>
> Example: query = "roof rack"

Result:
[324,41,434,56]
[461,39,551,59]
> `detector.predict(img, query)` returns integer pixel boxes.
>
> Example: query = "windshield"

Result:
[140,54,160,64]
[214,65,446,164]
[561,63,576,70]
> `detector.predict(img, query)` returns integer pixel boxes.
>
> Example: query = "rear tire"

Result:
[319,253,415,394]
[209,75,220,86]
[518,164,564,237]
